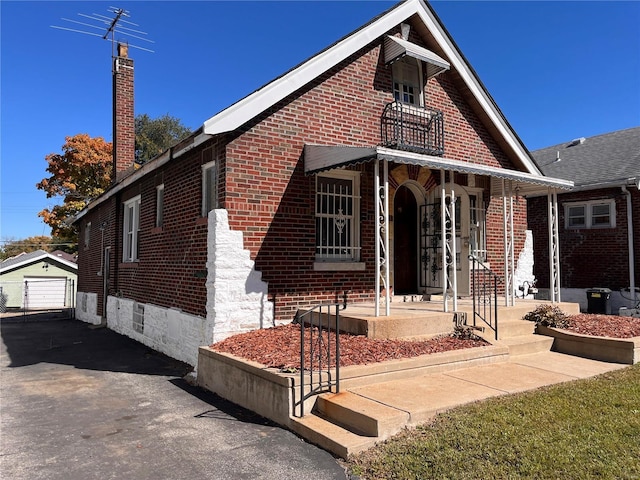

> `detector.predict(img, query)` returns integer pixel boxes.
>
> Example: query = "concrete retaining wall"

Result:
[537,325,639,364]
[197,343,510,427]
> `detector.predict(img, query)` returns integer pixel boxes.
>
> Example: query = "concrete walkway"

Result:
[346,351,628,428]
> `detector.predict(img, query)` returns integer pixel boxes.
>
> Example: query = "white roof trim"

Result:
[410,1,541,176]
[0,251,78,273]
[204,0,424,136]
[203,0,539,178]
[384,35,450,78]
[71,131,210,224]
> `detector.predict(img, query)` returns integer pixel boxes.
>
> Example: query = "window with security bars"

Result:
[470,195,487,261]
[315,171,360,261]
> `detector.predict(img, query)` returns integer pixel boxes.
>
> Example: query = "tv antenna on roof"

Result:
[51,6,155,55]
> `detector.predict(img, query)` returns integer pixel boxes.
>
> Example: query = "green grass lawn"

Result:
[348,363,640,480]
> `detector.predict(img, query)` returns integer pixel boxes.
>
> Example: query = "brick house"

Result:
[528,127,640,314]
[73,0,571,366]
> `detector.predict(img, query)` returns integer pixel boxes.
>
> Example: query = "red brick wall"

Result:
[78,31,530,322]
[528,188,640,290]
[224,34,525,320]
[113,44,135,182]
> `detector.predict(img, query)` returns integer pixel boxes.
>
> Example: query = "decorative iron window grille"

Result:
[315,172,361,261]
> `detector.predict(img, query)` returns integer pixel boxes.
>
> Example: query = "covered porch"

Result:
[305,144,574,321]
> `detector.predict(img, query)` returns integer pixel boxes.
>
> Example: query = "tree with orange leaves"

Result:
[36,133,112,240]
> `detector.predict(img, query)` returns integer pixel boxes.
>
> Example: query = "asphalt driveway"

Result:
[0,316,347,480]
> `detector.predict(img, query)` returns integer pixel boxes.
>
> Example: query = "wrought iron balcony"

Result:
[380,101,444,156]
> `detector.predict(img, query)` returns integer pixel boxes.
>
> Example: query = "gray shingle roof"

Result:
[531,127,640,188]
[1,249,77,273]
[1,250,49,270]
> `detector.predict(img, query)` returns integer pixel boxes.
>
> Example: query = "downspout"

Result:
[621,185,636,305]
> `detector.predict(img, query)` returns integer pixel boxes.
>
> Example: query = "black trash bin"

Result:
[586,288,612,315]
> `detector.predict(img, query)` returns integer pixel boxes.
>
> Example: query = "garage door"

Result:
[24,278,67,309]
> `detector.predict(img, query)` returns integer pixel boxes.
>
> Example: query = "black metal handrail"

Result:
[293,297,345,417]
[381,101,444,156]
[469,254,499,340]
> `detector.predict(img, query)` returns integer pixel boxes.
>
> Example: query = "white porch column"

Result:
[449,177,458,311]
[374,158,390,316]
[509,182,516,306]
[439,170,457,311]
[547,188,561,303]
[502,180,515,306]
[441,169,448,312]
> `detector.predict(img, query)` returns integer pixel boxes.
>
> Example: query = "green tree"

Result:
[36,114,190,243]
[0,236,55,261]
[135,113,192,164]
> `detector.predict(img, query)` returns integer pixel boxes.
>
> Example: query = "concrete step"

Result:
[497,319,536,339]
[341,312,455,339]
[315,391,408,438]
[288,413,376,458]
[501,334,555,356]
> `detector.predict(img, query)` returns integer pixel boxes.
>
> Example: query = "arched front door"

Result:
[393,185,418,294]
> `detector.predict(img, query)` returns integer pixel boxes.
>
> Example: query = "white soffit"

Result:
[384,35,450,78]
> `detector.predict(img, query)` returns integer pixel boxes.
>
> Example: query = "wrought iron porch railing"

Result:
[294,297,346,417]
[469,254,499,340]
[381,101,445,156]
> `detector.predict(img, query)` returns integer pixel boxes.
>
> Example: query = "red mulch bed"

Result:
[564,313,640,338]
[211,323,489,370]
[210,314,640,371]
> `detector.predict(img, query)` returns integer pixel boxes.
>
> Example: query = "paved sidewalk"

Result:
[348,351,628,426]
[0,318,347,480]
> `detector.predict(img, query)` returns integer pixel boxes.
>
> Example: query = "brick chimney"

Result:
[113,43,135,182]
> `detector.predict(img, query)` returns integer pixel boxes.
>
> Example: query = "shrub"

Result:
[522,304,570,328]
[451,324,482,340]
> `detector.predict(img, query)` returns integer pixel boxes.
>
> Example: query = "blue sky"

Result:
[1,1,639,242]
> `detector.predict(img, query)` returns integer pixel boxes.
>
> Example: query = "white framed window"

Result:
[156,184,164,228]
[315,170,361,263]
[564,199,615,229]
[202,161,217,216]
[469,194,487,262]
[392,57,423,107]
[122,195,141,262]
[84,222,91,249]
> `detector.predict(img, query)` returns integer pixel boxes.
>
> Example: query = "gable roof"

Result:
[203,0,541,176]
[0,250,78,274]
[74,0,554,224]
[531,127,640,190]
